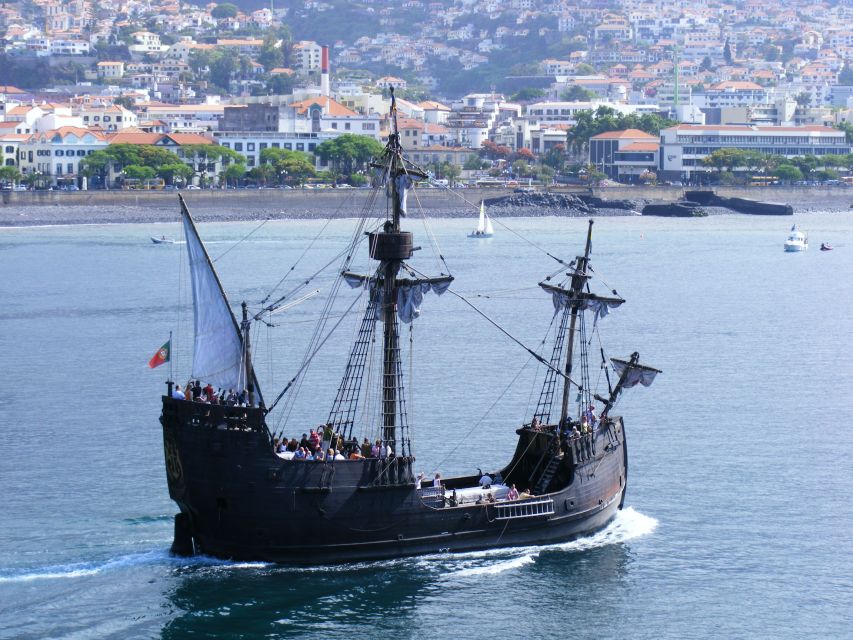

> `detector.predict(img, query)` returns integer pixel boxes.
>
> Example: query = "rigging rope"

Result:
[212,216,271,263]
[443,287,580,390]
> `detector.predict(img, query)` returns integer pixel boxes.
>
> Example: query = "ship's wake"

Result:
[437,507,657,578]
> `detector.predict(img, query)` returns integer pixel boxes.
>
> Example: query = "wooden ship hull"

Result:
[162,398,628,563]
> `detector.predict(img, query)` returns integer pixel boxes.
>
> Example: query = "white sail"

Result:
[484,211,494,235]
[182,202,246,392]
[477,201,486,233]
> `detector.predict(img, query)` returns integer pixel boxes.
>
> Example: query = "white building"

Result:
[659,124,851,179]
[18,127,108,185]
[212,130,339,169]
[77,105,138,131]
[292,40,323,72]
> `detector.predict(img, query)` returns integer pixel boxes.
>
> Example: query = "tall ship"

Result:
[160,92,659,563]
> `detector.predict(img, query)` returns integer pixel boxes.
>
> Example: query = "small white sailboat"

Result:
[468,201,494,238]
[783,225,808,252]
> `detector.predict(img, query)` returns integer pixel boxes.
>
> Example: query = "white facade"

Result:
[212,131,339,169]
[660,124,851,177]
[18,128,108,185]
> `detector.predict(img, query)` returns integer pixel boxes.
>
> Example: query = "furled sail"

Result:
[540,282,625,321]
[396,277,453,323]
[342,271,453,323]
[611,358,660,388]
[181,197,247,392]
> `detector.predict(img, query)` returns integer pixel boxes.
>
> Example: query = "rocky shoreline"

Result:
[0,188,848,227]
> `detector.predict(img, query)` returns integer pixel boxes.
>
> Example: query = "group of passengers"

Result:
[272,425,394,462]
[171,380,254,407]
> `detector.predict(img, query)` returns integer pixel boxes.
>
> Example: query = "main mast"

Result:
[371,88,424,453]
[559,219,594,427]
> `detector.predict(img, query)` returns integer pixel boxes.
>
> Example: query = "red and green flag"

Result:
[148,339,171,369]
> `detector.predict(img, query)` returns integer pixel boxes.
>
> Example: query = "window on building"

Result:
[296,143,304,151]
[77,150,85,156]
[4,146,12,153]
[94,116,100,122]
[67,163,73,174]
[259,143,267,150]
[331,123,338,129]
[247,143,255,151]
[284,143,292,150]
[363,123,375,130]
[56,164,62,175]
[345,123,351,130]
[104,116,111,122]
[56,150,64,157]
[234,143,243,151]
[221,142,230,148]
[308,143,316,152]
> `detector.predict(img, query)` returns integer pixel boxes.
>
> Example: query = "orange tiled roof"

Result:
[590,128,657,140]
[619,141,659,151]
[288,96,358,117]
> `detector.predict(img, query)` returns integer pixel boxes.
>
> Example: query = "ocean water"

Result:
[1,213,852,639]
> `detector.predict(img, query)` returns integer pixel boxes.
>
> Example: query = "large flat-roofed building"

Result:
[659,124,851,180]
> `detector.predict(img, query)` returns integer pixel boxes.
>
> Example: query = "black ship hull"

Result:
[161,397,628,563]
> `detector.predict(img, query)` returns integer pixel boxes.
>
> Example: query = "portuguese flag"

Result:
[148,339,171,369]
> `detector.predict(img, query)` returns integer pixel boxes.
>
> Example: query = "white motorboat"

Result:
[784,225,808,252]
[468,201,494,238]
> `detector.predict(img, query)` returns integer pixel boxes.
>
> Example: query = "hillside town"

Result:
[3,0,853,189]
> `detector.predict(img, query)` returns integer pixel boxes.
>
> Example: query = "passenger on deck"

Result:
[571,424,581,439]
[507,484,519,500]
[434,472,442,488]
[349,448,363,460]
[192,381,202,401]
[531,417,541,431]
[518,489,533,500]
[371,440,381,458]
[580,416,591,435]
[273,438,281,453]
[479,474,493,489]
[334,449,345,461]
[584,404,597,429]
[309,429,321,451]
[226,389,237,405]
[299,433,310,450]
[171,384,186,400]
[314,449,325,461]
[415,472,424,490]
[294,447,306,460]
[361,438,372,458]
[203,383,214,400]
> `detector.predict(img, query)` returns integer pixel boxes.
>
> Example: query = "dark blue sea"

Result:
[1,213,852,638]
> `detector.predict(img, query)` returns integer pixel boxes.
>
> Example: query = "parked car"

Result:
[185,185,201,190]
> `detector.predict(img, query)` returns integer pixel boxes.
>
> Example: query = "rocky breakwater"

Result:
[484,192,641,216]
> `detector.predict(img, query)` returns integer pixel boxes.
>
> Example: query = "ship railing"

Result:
[418,485,446,507]
[493,497,556,520]
[172,399,266,434]
[569,433,595,464]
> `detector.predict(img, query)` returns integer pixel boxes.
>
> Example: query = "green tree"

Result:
[791,154,818,177]
[267,73,295,95]
[575,63,595,75]
[123,164,157,181]
[211,2,238,19]
[222,163,246,186]
[79,150,113,188]
[258,33,284,70]
[839,65,853,85]
[775,164,803,184]
[510,88,546,102]
[210,51,237,92]
[112,96,135,110]
[566,106,676,155]
[702,148,748,173]
[794,91,812,107]
[836,122,853,144]
[560,85,598,101]
[157,163,193,185]
[315,134,384,175]
[542,144,567,171]
[723,38,733,65]
[0,166,22,185]
[464,154,484,170]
